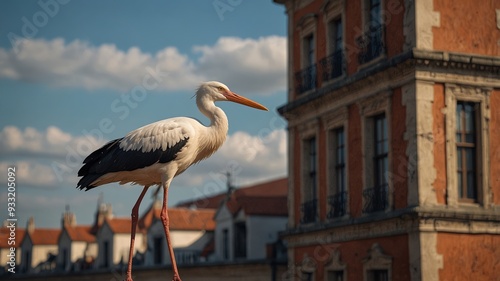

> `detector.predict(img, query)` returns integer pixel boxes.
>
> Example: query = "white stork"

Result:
[76,81,267,281]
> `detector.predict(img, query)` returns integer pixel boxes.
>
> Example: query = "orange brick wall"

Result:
[491,90,500,205]
[433,0,500,56]
[294,235,410,281]
[437,233,500,280]
[384,0,405,58]
[433,84,447,204]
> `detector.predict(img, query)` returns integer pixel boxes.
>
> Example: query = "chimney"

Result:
[225,171,235,199]
[27,217,35,234]
[61,205,76,228]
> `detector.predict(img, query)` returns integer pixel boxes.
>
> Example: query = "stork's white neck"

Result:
[196,95,228,131]
[195,94,228,160]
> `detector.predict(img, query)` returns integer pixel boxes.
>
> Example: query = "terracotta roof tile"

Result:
[29,229,60,245]
[0,227,25,248]
[139,201,216,231]
[64,225,95,243]
[138,202,162,230]
[167,208,216,231]
[106,218,134,234]
[224,178,288,217]
[175,193,226,209]
[235,178,288,198]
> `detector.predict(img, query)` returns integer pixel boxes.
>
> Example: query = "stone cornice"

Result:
[278,49,500,118]
[281,206,500,247]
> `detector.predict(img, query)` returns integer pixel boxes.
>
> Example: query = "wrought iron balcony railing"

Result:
[327,191,348,219]
[300,199,318,224]
[319,50,345,82]
[295,64,317,95]
[362,184,388,213]
[356,24,385,65]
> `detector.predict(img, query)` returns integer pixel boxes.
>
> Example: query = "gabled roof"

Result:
[138,201,162,230]
[167,208,216,231]
[105,218,133,234]
[221,178,288,218]
[64,225,95,243]
[234,178,288,198]
[175,193,226,209]
[140,201,216,231]
[29,229,61,245]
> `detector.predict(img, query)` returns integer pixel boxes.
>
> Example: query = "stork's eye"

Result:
[217,86,225,91]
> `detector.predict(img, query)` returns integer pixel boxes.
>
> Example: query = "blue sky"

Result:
[0,0,288,228]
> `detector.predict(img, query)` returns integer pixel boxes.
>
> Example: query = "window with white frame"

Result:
[456,101,479,202]
[445,84,490,207]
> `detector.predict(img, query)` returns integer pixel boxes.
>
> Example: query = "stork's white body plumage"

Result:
[91,114,227,187]
[77,81,267,281]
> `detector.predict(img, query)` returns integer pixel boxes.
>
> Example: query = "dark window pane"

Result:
[467,172,476,199]
[466,148,475,170]
[457,149,462,170]
[456,101,479,201]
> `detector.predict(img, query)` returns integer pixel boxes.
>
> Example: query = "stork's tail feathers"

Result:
[76,174,102,191]
[76,138,122,191]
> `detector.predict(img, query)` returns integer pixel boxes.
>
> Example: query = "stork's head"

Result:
[197,81,268,111]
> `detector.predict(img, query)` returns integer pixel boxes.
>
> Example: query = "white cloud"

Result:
[0,126,107,187]
[0,125,287,190]
[194,36,287,94]
[175,129,287,188]
[0,161,60,188]
[0,36,287,95]
[0,125,105,159]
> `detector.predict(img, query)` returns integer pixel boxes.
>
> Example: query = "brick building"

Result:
[273,0,500,280]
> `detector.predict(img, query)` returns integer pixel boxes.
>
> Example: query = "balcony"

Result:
[300,199,317,224]
[319,50,345,82]
[362,185,388,213]
[295,64,317,95]
[327,191,348,219]
[356,24,385,65]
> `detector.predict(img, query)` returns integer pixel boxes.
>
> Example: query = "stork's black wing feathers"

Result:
[77,137,189,191]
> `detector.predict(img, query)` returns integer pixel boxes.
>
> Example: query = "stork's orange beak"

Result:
[226,92,268,111]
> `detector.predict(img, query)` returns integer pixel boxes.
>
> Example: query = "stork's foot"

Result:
[124,278,133,281]
[172,274,182,281]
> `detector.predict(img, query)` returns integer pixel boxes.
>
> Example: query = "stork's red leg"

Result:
[125,186,149,281]
[160,183,182,281]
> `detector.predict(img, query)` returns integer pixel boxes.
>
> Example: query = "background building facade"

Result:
[275,0,500,280]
